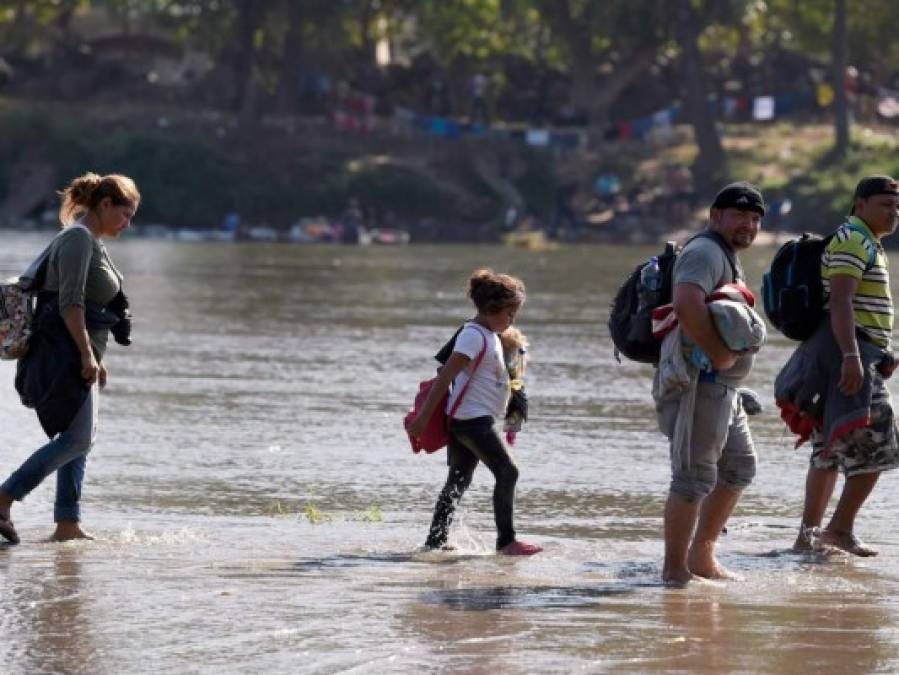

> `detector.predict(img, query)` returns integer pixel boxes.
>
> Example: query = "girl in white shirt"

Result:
[407,268,542,555]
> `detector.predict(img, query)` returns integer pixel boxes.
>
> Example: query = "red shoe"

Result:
[499,540,543,556]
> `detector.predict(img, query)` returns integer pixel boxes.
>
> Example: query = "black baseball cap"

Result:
[849,175,899,214]
[712,181,766,216]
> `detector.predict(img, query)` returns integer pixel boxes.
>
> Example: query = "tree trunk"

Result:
[276,0,305,113]
[2,0,32,58]
[359,0,379,68]
[675,0,726,186]
[588,47,658,128]
[536,0,592,121]
[233,0,262,114]
[538,0,657,135]
[831,0,850,157]
[567,50,595,123]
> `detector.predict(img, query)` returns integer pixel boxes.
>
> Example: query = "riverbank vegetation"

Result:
[1,1,897,240]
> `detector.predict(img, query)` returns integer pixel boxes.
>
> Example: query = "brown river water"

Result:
[2,231,899,674]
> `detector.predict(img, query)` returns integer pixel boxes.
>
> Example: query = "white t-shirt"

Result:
[446,322,510,421]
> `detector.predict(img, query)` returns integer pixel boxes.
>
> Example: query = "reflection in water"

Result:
[20,549,103,675]
[2,234,899,672]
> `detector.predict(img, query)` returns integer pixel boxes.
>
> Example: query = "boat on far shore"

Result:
[357,227,411,246]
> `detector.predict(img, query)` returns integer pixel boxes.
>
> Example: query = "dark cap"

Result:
[711,181,766,216]
[849,175,899,214]
[853,175,899,200]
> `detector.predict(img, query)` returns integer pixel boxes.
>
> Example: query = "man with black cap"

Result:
[657,181,765,585]
[792,175,899,557]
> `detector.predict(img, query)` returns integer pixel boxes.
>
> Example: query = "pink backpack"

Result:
[404,331,488,453]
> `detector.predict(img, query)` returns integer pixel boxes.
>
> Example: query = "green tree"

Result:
[534,0,665,130]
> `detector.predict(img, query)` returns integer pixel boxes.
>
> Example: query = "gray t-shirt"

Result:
[43,225,123,360]
[672,234,753,384]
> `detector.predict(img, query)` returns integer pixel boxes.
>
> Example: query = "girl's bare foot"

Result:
[49,521,95,542]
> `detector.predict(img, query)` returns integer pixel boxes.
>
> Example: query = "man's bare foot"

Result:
[792,528,814,553]
[818,529,878,557]
[688,558,741,580]
[688,545,741,580]
[49,522,95,542]
[793,526,849,556]
[662,566,703,586]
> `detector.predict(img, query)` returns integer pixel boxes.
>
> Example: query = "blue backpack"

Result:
[762,223,875,341]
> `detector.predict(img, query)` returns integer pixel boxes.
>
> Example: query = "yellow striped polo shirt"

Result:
[821,216,893,348]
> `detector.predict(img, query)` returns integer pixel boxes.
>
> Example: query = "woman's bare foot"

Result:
[0,490,13,520]
[49,521,95,542]
[0,492,18,544]
[818,529,878,557]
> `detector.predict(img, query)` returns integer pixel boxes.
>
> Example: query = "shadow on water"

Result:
[289,551,482,571]
[580,559,665,581]
[216,551,483,578]
[421,584,635,611]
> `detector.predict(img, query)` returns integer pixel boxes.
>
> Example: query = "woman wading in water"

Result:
[0,173,139,544]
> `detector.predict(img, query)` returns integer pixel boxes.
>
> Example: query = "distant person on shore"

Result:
[469,72,490,126]
[594,171,621,208]
[406,269,542,555]
[0,173,139,545]
[655,182,766,584]
[340,197,365,244]
[785,176,899,557]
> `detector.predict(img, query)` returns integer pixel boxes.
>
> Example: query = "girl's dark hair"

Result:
[58,172,140,226]
[467,268,526,313]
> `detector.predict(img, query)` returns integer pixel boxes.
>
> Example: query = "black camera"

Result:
[106,290,133,346]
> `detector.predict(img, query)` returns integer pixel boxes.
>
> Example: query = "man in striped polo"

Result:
[794,175,899,556]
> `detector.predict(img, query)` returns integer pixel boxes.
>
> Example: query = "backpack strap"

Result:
[843,222,878,271]
[17,243,53,292]
[448,328,489,420]
[18,224,93,292]
[690,230,741,282]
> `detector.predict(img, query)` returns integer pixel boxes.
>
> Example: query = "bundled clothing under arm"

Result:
[15,295,119,438]
[653,283,766,470]
[775,321,889,451]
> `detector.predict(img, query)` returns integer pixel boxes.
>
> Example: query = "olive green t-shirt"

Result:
[43,225,123,360]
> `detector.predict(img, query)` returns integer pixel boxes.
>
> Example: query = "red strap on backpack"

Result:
[405,329,489,453]
[447,330,489,420]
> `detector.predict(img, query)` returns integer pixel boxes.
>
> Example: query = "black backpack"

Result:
[608,232,736,364]
[761,223,875,341]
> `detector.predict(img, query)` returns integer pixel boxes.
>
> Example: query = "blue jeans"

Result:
[2,386,97,522]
